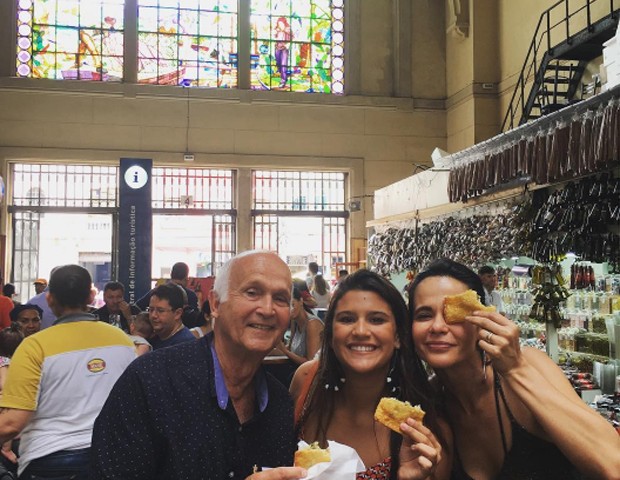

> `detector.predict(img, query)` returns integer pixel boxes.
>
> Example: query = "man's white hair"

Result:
[212,249,282,303]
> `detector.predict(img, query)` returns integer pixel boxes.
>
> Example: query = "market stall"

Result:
[368,86,620,414]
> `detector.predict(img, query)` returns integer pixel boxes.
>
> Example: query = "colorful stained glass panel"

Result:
[137,0,238,88]
[16,0,124,81]
[250,0,344,94]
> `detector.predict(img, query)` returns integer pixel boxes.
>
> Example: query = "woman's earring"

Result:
[324,376,345,392]
[324,360,346,392]
[386,350,401,395]
[482,350,487,381]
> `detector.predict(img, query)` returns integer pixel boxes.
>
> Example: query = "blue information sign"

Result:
[118,158,153,303]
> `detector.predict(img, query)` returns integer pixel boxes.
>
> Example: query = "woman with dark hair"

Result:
[189,300,213,338]
[409,258,620,480]
[293,278,318,309]
[1,285,18,308]
[0,326,24,361]
[291,269,449,480]
[311,274,331,309]
[275,287,324,365]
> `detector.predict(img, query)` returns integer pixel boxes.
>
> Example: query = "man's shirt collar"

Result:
[53,312,98,325]
[209,336,269,413]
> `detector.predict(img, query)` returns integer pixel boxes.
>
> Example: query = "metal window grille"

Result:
[152,167,234,210]
[322,216,346,272]
[213,214,236,273]
[12,164,118,208]
[251,170,347,271]
[12,211,40,301]
[252,170,345,211]
[253,214,278,251]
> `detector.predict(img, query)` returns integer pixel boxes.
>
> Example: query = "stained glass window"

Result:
[250,0,344,94]
[16,0,124,81]
[137,0,238,87]
[16,0,345,94]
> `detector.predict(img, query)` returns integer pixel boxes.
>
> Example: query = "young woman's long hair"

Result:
[313,274,329,296]
[297,269,442,478]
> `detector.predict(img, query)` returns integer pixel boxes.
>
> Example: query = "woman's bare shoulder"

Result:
[290,358,319,400]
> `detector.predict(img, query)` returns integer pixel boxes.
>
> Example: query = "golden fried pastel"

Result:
[374,397,425,434]
[294,442,331,469]
[443,289,495,324]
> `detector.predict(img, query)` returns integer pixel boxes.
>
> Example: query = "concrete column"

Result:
[236,167,253,252]
[238,0,250,90]
[393,0,412,97]
[344,0,361,94]
[1,1,16,78]
[124,0,138,83]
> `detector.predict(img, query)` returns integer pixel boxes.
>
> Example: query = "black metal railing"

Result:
[502,0,618,131]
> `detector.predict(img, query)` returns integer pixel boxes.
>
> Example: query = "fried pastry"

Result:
[374,397,425,434]
[294,442,331,469]
[443,289,495,324]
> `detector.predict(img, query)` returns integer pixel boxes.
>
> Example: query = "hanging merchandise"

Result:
[368,200,533,277]
[529,263,571,328]
[530,173,620,269]
[447,93,619,203]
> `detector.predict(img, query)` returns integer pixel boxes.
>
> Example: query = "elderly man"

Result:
[148,283,195,350]
[0,265,136,480]
[10,303,43,337]
[91,251,305,480]
[93,281,141,333]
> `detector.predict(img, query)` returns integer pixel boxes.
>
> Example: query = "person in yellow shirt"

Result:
[0,265,136,480]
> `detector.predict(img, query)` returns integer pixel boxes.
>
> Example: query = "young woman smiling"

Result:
[291,269,450,480]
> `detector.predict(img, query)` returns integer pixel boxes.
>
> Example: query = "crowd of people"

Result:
[0,254,617,479]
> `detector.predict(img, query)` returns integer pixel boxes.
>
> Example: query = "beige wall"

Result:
[359,0,394,95]
[412,0,447,99]
[0,0,612,273]
[0,0,450,273]
[495,0,612,122]
[445,0,612,150]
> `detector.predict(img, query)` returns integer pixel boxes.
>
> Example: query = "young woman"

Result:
[311,274,331,309]
[409,259,620,480]
[291,269,450,480]
[190,299,213,339]
[276,287,324,365]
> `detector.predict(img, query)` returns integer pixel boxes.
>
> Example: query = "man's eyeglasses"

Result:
[147,307,174,315]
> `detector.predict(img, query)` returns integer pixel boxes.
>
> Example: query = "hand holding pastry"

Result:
[398,418,443,480]
[443,290,495,324]
[465,309,523,375]
[374,397,425,434]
